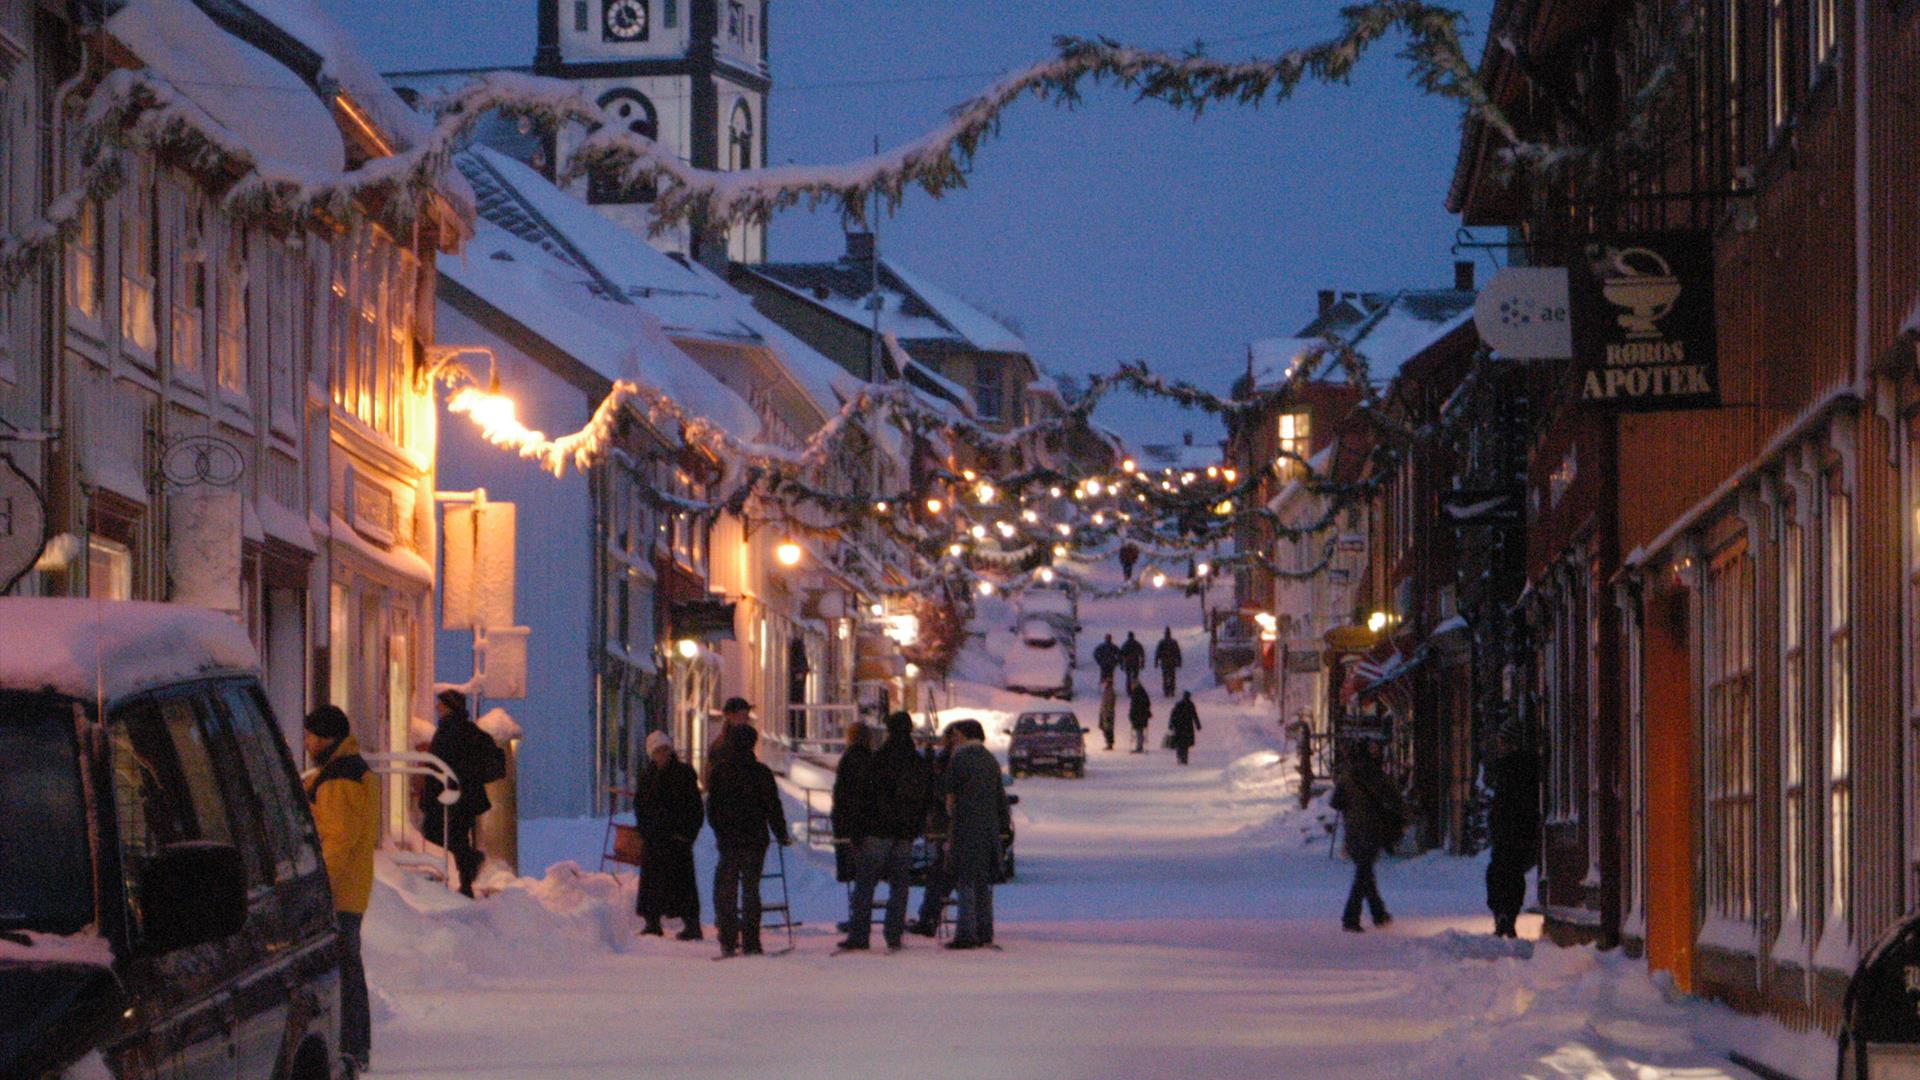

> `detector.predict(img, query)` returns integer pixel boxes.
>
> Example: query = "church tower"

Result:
[534,0,769,264]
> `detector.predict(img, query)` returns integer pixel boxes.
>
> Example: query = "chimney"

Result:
[1454,260,1475,291]
[1183,430,1194,446]
[845,231,876,263]
[1317,289,1337,318]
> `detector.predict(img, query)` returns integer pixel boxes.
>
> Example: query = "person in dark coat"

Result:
[1092,634,1121,686]
[705,723,790,957]
[1119,632,1147,689]
[911,728,960,937]
[1127,680,1153,753]
[943,719,1010,949]
[1484,728,1540,938]
[1330,741,1400,932]
[1118,540,1141,580]
[634,731,704,940]
[704,696,754,787]
[1167,691,1201,765]
[1154,627,1184,699]
[831,722,875,885]
[1096,677,1117,751]
[421,689,504,897]
[843,712,932,951]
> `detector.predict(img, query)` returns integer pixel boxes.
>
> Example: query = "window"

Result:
[728,100,753,171]
[664,0,676,29]
[1703,538,1755,923]
[588,90,659,204]
[972,359,1002,421]
[170,189,206,382]
[1824,481,1852,930]
[574,0,588,32]
[1768,0,1792,135]
[213,684,319,881]
[217,228,248,395]
[727,0,743,41]
[268,243,301,432]
[1809,0,1837,73]
[120,161,158,356]
[88,535,131,600]
[1626,595,1647,928]
[66,199,103,322]
[1781,506,1807,932]
[1275,411,1310,481]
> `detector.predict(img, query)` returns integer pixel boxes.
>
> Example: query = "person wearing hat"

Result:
[704,696,754,786]
[634,730,705,940]
[303,705,378,1074]
[421,688,506,897]
[705,723,790,957]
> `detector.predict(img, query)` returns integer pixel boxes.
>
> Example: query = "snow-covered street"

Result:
[359,582,1831,1079]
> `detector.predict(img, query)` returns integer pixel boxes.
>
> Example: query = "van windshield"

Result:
[0,692,94,935]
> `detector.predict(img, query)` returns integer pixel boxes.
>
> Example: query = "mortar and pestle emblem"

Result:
[1600,247,1681,339]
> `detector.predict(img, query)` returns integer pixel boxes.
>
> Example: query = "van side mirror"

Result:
[141,842,247,954]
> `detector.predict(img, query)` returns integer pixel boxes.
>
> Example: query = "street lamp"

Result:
[775,540,803,567]
[1150,571,1168,588]
[977,580,995,597]
[904,662,921,679]
[676,639,699,660]
[1367,610,1390,634]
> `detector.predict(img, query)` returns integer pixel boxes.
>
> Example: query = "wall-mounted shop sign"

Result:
[1474,266,1573,359]
[0,455,48,592]
[1572,233,1719,412]
[670,598,737,641]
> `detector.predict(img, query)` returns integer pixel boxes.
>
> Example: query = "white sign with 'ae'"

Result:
[0,455,48,591]
[1474,266,1574,359]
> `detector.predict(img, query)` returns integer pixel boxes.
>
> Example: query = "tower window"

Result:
[589,89,659,204]
[728,1,743,41]
[664,0,676,29]
[574,1,587,32]
[728,100,753,171]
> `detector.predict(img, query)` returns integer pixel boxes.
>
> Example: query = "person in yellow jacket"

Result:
[303,705,377,1075]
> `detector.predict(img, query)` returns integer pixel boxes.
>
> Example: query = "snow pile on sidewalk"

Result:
[1405,935,1833,1079]
[362,856,643,985]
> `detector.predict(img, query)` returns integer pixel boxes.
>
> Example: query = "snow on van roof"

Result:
[0,599,258,703]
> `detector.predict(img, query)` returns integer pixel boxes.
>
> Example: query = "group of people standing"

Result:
[1091,628,1200,762]
[629,696,791,958]
[833,714,1012,952]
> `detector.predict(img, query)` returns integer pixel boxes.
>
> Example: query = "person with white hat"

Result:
[635,730,705,940]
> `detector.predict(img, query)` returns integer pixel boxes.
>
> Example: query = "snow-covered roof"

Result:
[442,212,760,439]
[0,598,258,703]
[1135,439,1225,471]
[108,0,346,174]
[457,148,856,422]
[743,255,1029,355]
[236,0,436,152]
[1250,289,1476,390]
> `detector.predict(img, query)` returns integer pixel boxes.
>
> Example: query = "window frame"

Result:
[1702,535,1756,926]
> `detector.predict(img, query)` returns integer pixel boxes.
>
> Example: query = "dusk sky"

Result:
[324,0,1495,442]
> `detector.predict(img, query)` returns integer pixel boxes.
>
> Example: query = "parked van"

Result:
[0,599,342,1079]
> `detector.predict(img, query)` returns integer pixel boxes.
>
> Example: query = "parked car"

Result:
[1005,710,1087,778]
[1003,618,1073,700]
[0,599,343,1080]
[1015,584,1079,663]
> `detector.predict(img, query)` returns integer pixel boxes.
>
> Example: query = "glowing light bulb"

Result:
[1052,544,1067,558]
[1195,561,1211,577]
[874,501,889,513]
[971,524,988,539]
[1181,472,1196,485]
[977,580,995,597]
[1215,499,1234,516]
[962,469,977,482]
[1224,468,1238,483]
[949,543,965,556]
[904,662,921,679]
[1037,567,1055,583]
[1206,466,1219,478]
[1055,523,1072,536]
[1086,478,1103,496]
[1150,572,1167,589]
[1092,512,1106,526]
[1021,509,1039,523]
[1367,611,1389,634]
[870,603,886,617]
[1122,459,1137,473]
[995,521,1016,538]
[977,483,996,505]
[676,639,699,660]
[1049,486,1063,498]
[926,498,944,515]
[775,540,803,567]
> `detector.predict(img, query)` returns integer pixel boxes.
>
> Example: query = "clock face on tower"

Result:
[602,0,649,42]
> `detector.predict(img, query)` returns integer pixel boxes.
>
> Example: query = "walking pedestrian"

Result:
[943,719,1011,950]
[1331,741,1402,932]
[422,689,505,898]
[1097,677,1117,750]
[303,706,377,1075]
[1127,680,1152,753]
[843,713,933,952]
[705,723,790,957]
[1119,631,1146,689]
[705,696,754,786]
[1092,633,1121,686]
[635,731,704,940]
[1167,690,1201,765]
[1118,540,1140,580]
[910,727,961,937]
[831,721,875,887]
[1154,627,1183,699]
[1485,726,1540,939]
